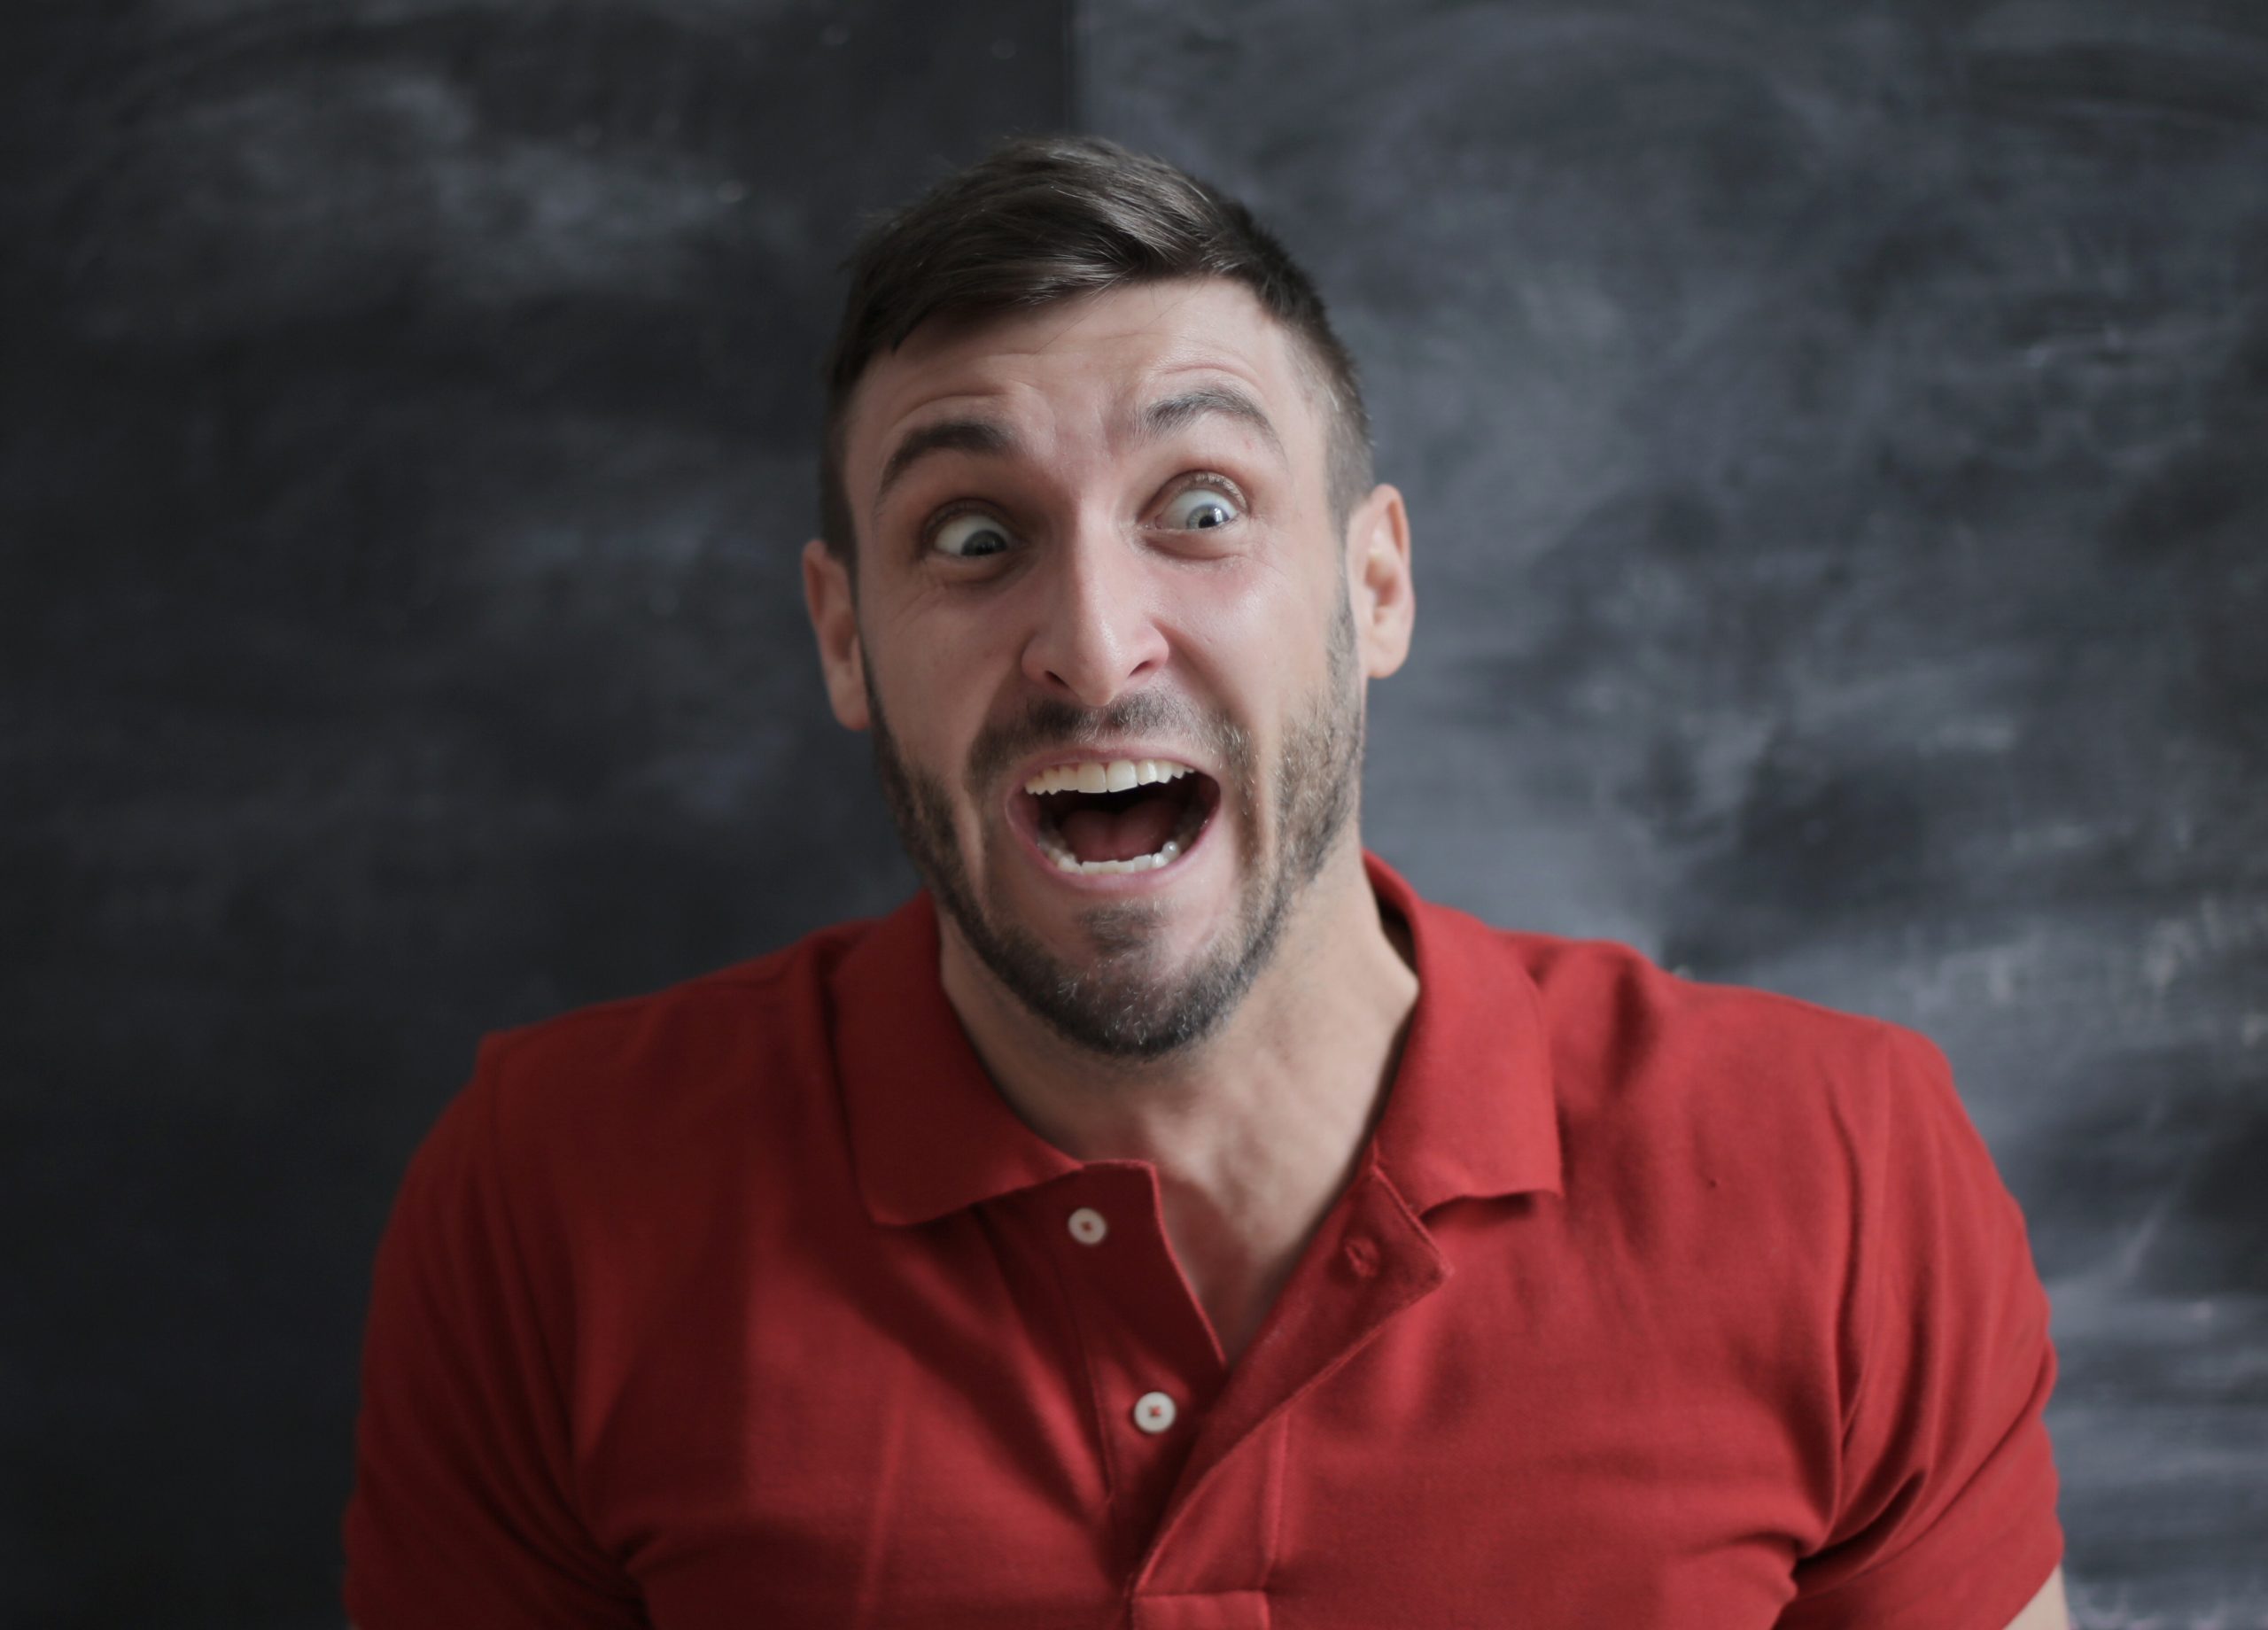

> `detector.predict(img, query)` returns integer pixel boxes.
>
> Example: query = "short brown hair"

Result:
[818,135,1373,567]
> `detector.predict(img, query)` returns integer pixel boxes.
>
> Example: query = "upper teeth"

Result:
[1022,758,1194,796]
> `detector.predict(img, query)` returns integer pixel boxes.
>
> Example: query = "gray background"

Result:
[3,0,2262,1624]
[1083,2,2268,1618]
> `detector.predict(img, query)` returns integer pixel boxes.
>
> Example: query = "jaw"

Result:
[951,811,1279,1062]
[872,685,1291,1059]
[932,741,1363,1062]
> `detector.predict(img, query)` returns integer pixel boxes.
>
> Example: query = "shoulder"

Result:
[1472,919,2042,1391]
[485,915,872,1101]
[1514,925,1919,1078]
[1448,905,1942,1145]
[1453,911,1975,1267]
[440,915,880,1212]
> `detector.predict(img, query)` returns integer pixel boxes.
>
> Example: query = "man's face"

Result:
[811,278,1393,1058]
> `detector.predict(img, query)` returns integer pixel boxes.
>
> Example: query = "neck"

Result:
[936,841,1420,1361]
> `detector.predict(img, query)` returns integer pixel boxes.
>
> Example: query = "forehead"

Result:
[841,278,1320,485]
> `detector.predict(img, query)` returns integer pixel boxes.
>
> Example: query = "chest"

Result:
[562,1179,1832,1629]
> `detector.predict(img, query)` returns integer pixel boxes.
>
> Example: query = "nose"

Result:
[1019,520,1169,708]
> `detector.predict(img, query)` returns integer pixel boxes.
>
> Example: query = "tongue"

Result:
[1060,795,1182,864]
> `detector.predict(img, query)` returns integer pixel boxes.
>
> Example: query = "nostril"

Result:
[1022,584,1170,702]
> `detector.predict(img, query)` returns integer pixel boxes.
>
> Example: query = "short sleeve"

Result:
[342,1038,644,1628]
[1778,1027,2062,1630]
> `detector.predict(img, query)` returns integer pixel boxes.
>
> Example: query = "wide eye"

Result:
[931,512,1016,559]
[1156,485,1242,532]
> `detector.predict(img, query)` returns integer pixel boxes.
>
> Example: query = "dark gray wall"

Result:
[2,2,1062,1624]
[1083,1,2267,1622]
[3,0,2261,1625]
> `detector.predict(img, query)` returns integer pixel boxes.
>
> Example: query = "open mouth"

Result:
[1016,757,1220,876]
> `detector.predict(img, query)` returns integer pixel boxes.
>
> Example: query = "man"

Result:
[344,136,2069,1628]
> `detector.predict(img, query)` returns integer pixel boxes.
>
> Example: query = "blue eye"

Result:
[933,513,1015,558]
[1159,486,1241,531]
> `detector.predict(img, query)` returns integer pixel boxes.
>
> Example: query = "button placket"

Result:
[1040,1166,1224,1572]
[1068,1201,1185,1443]
[1131,1168,1450,1605]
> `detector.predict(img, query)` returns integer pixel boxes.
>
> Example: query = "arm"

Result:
[343,1044,644,1628]
[1775,1026,2065,1630]
[2006,1567,2070,1630]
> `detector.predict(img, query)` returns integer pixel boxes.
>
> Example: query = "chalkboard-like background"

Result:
[3,1,2262,1625]
[1084,3,2268,1617]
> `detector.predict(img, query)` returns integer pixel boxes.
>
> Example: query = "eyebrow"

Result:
[867,384,1286,523]
[1139,385,1285,460]
[872,417,1019,519]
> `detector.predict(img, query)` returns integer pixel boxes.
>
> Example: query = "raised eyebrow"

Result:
[872,417,1018,521]
[1138,386,1285,462]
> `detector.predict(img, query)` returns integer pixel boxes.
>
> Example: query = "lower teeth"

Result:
[1040,838,1181,875]
[1034,785,1210,877]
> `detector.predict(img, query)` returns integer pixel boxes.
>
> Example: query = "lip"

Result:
[999,746,1222,891]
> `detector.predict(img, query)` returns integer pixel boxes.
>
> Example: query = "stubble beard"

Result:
[867,599,1364,1060]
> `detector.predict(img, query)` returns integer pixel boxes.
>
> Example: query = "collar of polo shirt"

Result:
[835,850,1565,1229]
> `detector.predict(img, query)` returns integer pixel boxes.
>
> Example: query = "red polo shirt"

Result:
[344,855,2062,1628]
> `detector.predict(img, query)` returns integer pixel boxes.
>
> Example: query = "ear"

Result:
[1344,483,1414,679]
[801,538,871,731]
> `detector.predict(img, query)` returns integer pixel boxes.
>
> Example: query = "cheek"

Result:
[869,594,966,702]
[881,582,1022,681]
[1169,554,1341,699]
[1165,549,1285,643]
[869,608,1006,786]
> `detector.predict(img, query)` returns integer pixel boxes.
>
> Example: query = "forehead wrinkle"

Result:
[855,289,1314,532]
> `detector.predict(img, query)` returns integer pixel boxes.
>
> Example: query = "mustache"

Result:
[965,692,1251,793]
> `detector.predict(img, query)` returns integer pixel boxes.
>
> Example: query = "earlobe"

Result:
[800,538,872,732]
[1348,484,1415,680]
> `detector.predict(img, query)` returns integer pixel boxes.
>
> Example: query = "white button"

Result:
[1067,1206,1109,1246]
[1131,1391,1177,1434]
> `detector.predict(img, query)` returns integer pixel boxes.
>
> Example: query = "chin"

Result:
[956,834,1289,1060]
